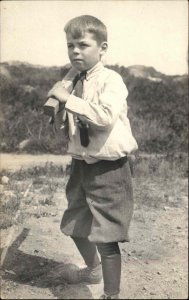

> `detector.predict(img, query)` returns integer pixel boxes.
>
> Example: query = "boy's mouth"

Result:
[73,58,83,62]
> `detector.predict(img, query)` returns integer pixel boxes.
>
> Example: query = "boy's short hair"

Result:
[64,15,107,44]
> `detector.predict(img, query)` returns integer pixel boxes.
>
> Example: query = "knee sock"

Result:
[71,237,100,268]
[97,242,121,296]
[96,242,120,256]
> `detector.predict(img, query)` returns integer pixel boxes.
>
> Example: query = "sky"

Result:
[1,0,188,75]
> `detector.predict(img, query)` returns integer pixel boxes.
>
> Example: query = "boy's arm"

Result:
[44,67,77,120]
[65,73,128,128]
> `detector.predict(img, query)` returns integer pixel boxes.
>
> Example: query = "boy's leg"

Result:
[97,242,121,298]
[70,236,102,284]
[71,236,100,268]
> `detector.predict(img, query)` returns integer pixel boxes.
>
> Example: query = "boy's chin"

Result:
[71,61,95,72]
[72,64,88,72]
[74,66,87,72]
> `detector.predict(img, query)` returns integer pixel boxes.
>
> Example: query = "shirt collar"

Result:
[65,61,104,82]
[83,61,104,81]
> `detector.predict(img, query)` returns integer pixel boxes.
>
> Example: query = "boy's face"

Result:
[66,32,107,71]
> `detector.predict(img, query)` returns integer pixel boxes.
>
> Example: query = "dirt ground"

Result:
[0,154,188,299]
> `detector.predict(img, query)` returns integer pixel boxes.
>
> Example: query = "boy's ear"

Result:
[100,42,108,54]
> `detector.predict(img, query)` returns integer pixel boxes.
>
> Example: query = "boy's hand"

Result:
[47,81,70,103]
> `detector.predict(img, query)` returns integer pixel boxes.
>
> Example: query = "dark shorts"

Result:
[60,157,133,243]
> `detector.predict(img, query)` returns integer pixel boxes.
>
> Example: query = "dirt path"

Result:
[0,155,188,299]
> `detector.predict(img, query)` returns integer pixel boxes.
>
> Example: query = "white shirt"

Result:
[61,61,138,163]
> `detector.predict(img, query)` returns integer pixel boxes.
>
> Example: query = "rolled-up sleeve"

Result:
[65,73,128,128]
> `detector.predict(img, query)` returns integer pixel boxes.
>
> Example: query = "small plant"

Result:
[39,196,54,206]
[0,212,15,229]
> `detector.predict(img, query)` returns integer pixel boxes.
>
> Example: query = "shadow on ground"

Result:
[1,228,93,299]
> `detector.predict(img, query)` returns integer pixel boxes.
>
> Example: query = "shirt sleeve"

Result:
[65,72,128,128]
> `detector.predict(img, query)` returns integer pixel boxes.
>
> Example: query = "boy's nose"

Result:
[73,47,80,54]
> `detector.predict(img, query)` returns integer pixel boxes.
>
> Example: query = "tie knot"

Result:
[79,71,87,81]
[73,71,87,89]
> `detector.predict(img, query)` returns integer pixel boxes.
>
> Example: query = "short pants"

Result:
[60,156,133,243]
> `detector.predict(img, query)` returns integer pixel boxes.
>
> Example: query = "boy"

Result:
[47,15,138,299]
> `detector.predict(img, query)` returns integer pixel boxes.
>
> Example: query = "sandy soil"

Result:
[0,154,188,299]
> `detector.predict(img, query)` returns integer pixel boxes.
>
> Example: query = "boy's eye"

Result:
[80,43,89,48]
[67,43,89,49]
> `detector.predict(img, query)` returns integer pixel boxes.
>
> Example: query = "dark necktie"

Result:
[72,71,90,147]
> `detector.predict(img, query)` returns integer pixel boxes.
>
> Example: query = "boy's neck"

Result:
[78,61,103,74]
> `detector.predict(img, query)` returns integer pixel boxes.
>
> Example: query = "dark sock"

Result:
[96,242,121,296]
[101,254,121,296]
[71,237,100,268]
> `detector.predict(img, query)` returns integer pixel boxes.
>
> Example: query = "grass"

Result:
[0,154,188,229]
[0,162,68,229]
[132,152,188,178]
[131,153,188,214]
[133,176,187,210]
[4,162,67,181]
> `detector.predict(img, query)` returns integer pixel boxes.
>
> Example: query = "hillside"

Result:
[0,61,188,154]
